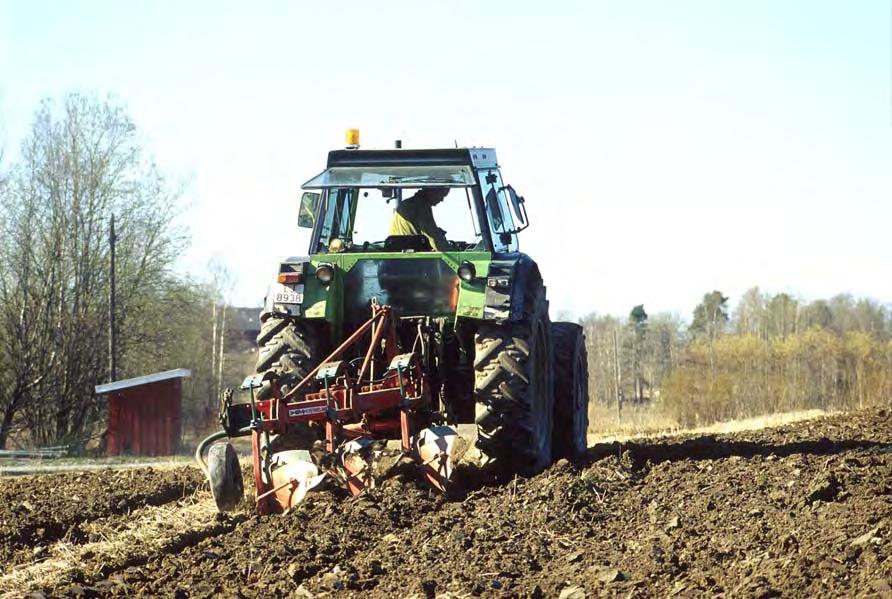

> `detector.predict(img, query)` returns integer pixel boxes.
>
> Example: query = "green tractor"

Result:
[199,136,589,513]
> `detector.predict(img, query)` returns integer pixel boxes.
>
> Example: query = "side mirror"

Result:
[298,192,320,228]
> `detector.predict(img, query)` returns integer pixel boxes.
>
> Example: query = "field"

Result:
[2,408,891,598]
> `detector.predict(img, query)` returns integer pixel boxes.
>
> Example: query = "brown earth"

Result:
[0,467,205,568]
[3,408,892,598]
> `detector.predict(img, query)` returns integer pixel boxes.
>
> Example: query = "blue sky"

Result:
[1,1,890,317]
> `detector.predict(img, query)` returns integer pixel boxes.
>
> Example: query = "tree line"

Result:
[0,94,238,450]
[583,289,892,427]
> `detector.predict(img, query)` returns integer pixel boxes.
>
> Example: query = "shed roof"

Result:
[95,368,191,395]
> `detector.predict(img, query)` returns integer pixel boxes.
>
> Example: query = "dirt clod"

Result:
[558,584,585,598]
[805,471,841,503]
[595,567,623,583]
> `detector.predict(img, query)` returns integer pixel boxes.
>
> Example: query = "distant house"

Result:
[229,307,262,345]
[95,369,191,456]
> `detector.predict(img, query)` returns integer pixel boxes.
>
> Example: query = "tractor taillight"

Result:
[278,273,303,284]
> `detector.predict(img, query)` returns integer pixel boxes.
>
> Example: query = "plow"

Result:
[195,134,590,514]
[197,302,468,513]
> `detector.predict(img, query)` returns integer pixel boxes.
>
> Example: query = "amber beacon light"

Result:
[345,129,360,149]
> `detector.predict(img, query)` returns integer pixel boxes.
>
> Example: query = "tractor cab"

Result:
[298,146,529,255]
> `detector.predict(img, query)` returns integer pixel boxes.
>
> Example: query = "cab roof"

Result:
[327,147,497,169]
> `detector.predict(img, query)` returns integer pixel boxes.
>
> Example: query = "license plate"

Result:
[273,283,304,304]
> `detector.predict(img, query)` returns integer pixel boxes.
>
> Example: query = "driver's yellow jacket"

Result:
[388,196,449,251]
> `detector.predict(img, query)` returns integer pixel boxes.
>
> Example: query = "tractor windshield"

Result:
[313,186,484,254]
[303,165,476,188]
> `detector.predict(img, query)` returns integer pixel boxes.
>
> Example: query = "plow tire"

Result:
[255,315,325,401]
[207,441,244,512]
[551,321,589,458]
[474,276,554,474]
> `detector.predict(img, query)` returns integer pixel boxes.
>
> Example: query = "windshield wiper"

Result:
[384,176,458,184]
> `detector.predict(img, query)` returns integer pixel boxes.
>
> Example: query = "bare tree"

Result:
[208,257,234,412]
[0,94,185,448]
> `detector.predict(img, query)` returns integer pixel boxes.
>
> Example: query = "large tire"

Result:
[551,322,589,458]
[474,277,554,474]
[255,315,326,401]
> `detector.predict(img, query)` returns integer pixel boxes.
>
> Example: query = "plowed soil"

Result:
[0,467,205,568]
[3,408,892,598]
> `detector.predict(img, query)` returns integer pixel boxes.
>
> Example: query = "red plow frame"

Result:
[249,303,460,513]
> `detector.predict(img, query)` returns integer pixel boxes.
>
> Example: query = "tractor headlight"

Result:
[457,261,476,282]
[315,263,335,284]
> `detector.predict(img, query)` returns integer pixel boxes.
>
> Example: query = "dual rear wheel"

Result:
[473,277,589,474]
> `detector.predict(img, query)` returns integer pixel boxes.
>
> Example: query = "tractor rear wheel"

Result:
[255,315,326,402]
[551,322,589,458]
[474,277,554,474]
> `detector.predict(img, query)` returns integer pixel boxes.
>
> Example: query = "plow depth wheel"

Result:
[206,441,244,512]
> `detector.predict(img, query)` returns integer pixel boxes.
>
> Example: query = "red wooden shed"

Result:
[94,369,191,456]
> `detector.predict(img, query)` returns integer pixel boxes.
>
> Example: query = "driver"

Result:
[388,187,450,251]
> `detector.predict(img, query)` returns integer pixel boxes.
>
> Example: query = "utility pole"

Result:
[613,327,622,421]
[108,214,117,382]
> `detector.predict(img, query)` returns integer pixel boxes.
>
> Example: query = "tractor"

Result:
[197,132,589,513]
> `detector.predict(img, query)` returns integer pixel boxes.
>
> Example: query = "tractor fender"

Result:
[483,253,541,322]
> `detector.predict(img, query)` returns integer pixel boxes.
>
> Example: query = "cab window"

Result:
[477,168,518,253]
